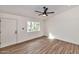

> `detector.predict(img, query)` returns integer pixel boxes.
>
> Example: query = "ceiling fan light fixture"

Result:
[43,14,46,16]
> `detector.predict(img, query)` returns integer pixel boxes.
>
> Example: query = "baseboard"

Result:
[0,35,46,49]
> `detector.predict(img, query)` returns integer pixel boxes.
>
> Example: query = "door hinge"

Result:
[0,20,1,22]
[0,42,1,44]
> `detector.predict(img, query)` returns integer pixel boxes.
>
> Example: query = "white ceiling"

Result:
[0,5,77,19]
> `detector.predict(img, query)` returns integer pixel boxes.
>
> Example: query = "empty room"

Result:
[0,5,79,54]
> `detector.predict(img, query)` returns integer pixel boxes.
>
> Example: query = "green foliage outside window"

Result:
[27,21,40,32]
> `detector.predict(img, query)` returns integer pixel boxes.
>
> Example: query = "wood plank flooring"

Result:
[0,36,79,54]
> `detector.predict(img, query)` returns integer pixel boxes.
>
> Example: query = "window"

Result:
[27,21,40,32]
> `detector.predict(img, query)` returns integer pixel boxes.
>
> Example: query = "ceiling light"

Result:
[43,14,46,16]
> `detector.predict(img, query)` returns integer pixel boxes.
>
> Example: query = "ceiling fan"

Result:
[35,6,55,16]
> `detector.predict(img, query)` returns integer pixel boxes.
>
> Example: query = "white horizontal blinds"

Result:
[27,21,40,32]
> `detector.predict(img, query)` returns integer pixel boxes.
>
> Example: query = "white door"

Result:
[0,19,2,47]
[1,19,17,47]
[1,19,6,47]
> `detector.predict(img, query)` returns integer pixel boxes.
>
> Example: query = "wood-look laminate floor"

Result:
[0,36,79,54]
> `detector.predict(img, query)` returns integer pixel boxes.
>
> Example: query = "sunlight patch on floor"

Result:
[48,32,55,41]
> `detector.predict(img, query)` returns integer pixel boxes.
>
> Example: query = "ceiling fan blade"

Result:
[44,8,48,13]
[35,11,42,13]
[47,12,55,14]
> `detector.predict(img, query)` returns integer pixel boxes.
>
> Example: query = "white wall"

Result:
[0,12,44,47]
[46,6,79,44]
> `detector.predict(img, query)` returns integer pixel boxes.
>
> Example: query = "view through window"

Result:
[27,21,40,32]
